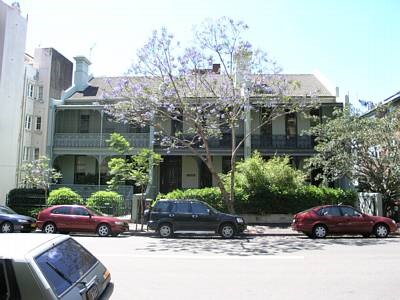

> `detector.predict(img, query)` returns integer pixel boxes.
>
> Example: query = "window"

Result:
[25,115,32,130]
[340,206,362,217]
[285,113,297,137]
[23,147,30,161]
[79,114,90,133]
[34,148,40,160]
[172,202,190,213]
[0,260,8,299]
[318,206,341,217]
[72,207,90,216]
[154,201,172,213]
[37,86,43,100]
[35,116,41,131]
[35,238,98,297]
[191,202,209,214]
[27,83,34,98]
[51,207,71,215]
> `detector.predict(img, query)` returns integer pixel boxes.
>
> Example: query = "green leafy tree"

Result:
[307,106,400,211]
[19,156,62,200]
[87,190,124,215]
[107,133,163,229]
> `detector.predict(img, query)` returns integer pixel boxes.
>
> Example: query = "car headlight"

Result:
[114,221,124,225]
[236,217,244,223]
[17,219,29,223]
[392,220,396,224]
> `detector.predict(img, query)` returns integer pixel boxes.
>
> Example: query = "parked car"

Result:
[37,205,129,237]
[0,205,36,233]
[0,233,113,299]
[292,204,398,238]
[147,199,246,238]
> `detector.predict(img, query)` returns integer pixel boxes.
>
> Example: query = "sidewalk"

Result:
[127,223,298,237]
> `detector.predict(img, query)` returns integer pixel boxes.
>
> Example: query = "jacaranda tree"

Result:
[105,17,318,213]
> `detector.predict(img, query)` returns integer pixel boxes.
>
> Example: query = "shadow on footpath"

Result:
[133,234,400,256]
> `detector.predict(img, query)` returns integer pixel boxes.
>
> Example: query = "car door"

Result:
[190,202,219,231]
[171,202,193,231]
[70,207,95,232]
[339,206,372,233]
[50,206,73,230]
[317,206,345,233]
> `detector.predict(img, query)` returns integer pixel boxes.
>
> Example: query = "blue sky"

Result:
[7,0,400,107]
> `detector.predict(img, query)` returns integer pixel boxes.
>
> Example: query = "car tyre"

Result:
[158,223,173,238]
[312,224,327,239]
[97,224,111,237]
[220,223,236,239]
[43,222,57,234]
[1,221,14,233]
[374,223,389,238]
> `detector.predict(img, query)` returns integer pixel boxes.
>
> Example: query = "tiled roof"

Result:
[67,74,333,101]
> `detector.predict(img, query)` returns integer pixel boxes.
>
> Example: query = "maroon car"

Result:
[37,205,129,237]
[292,205,397,238]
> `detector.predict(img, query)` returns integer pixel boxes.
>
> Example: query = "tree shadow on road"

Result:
[134,235,400,256]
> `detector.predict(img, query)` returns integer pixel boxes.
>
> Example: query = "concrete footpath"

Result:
[127,223,299,236]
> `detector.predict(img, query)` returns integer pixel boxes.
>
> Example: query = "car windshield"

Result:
[35,238,98,296]
[87,207,103,216]
[0,206,17,215]
[203,202,219,214]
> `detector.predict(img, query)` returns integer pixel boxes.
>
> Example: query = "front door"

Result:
[70,206,95,232]
[160,156,182,193]
[190,202,219,231]
[339,206,372,233]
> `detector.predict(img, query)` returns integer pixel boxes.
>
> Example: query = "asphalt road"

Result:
[74,233,400,300]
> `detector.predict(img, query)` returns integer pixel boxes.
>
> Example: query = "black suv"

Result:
[147,199,246,238]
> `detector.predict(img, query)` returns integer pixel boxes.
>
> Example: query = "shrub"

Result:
[157,187,225,211]
[47,187,83,205]
[7,188,46,206]
[86,190,124,214]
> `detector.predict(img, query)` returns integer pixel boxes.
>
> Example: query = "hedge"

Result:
[159,186,357,214]
[47,187,83,206]
[86,191,124,215]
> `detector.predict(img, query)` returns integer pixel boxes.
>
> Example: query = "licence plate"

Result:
[86,284,99,300]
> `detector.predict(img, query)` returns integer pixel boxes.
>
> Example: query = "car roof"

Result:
[0,233,69,261]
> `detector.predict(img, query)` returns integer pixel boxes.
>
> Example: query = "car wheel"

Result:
[220,223,236,239]
[1,222,14,233]
[312,224,327,239]
[97,224,111,237]
[158,223,173,238]
[43,222,57,234]
[374,224,389,238]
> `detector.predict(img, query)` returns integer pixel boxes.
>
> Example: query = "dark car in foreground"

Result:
[147,199,246,238]
[292,205,397,238]
[0,234,113,299]
[0,205,36,233]
[37,205,129,237]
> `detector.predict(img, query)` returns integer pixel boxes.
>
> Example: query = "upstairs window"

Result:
[35,116,42,131]
[27,83,34,98]
[79,115,90,133]
[25,115,32,130]
[37,86,44,100]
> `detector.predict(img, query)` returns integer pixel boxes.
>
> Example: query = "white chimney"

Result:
[73,56,91,91]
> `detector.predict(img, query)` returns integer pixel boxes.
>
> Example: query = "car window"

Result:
[35,238,98,297]
[340,207,361,217]
[51,207,71,215]
[191,202,209,214]
[172,202,190,213]
[0,260,8,299]
[71,207,90,216]
[318,206,341,216]
[153,201,171,213]
[0,206,16,215]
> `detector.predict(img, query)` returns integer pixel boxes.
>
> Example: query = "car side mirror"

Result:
[207,209,211,215]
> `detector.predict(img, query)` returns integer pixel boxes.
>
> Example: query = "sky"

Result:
[5,0,400,108]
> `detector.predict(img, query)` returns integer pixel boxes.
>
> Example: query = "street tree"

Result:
[107,133,162,229]
[105,17,318,213]
[306,105,400,211]
[19,156,62,200]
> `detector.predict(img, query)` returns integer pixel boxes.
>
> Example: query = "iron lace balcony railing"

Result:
[251,134,315,149]
[53,133,150,148]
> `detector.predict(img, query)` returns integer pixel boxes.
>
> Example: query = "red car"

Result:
[37,205,129,237]
[292,205,397,238]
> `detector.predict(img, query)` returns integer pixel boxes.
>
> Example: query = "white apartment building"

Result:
[17,48,73,185]
[0,1,27,203]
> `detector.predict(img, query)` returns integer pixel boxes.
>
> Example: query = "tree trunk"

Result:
[230,126,236,213]
[140,186,145,231]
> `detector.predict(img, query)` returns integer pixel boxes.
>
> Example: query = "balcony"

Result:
[251,134,315,150]
[53,133,150,148]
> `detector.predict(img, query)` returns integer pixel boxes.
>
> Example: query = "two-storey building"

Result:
[48,57,341,199]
